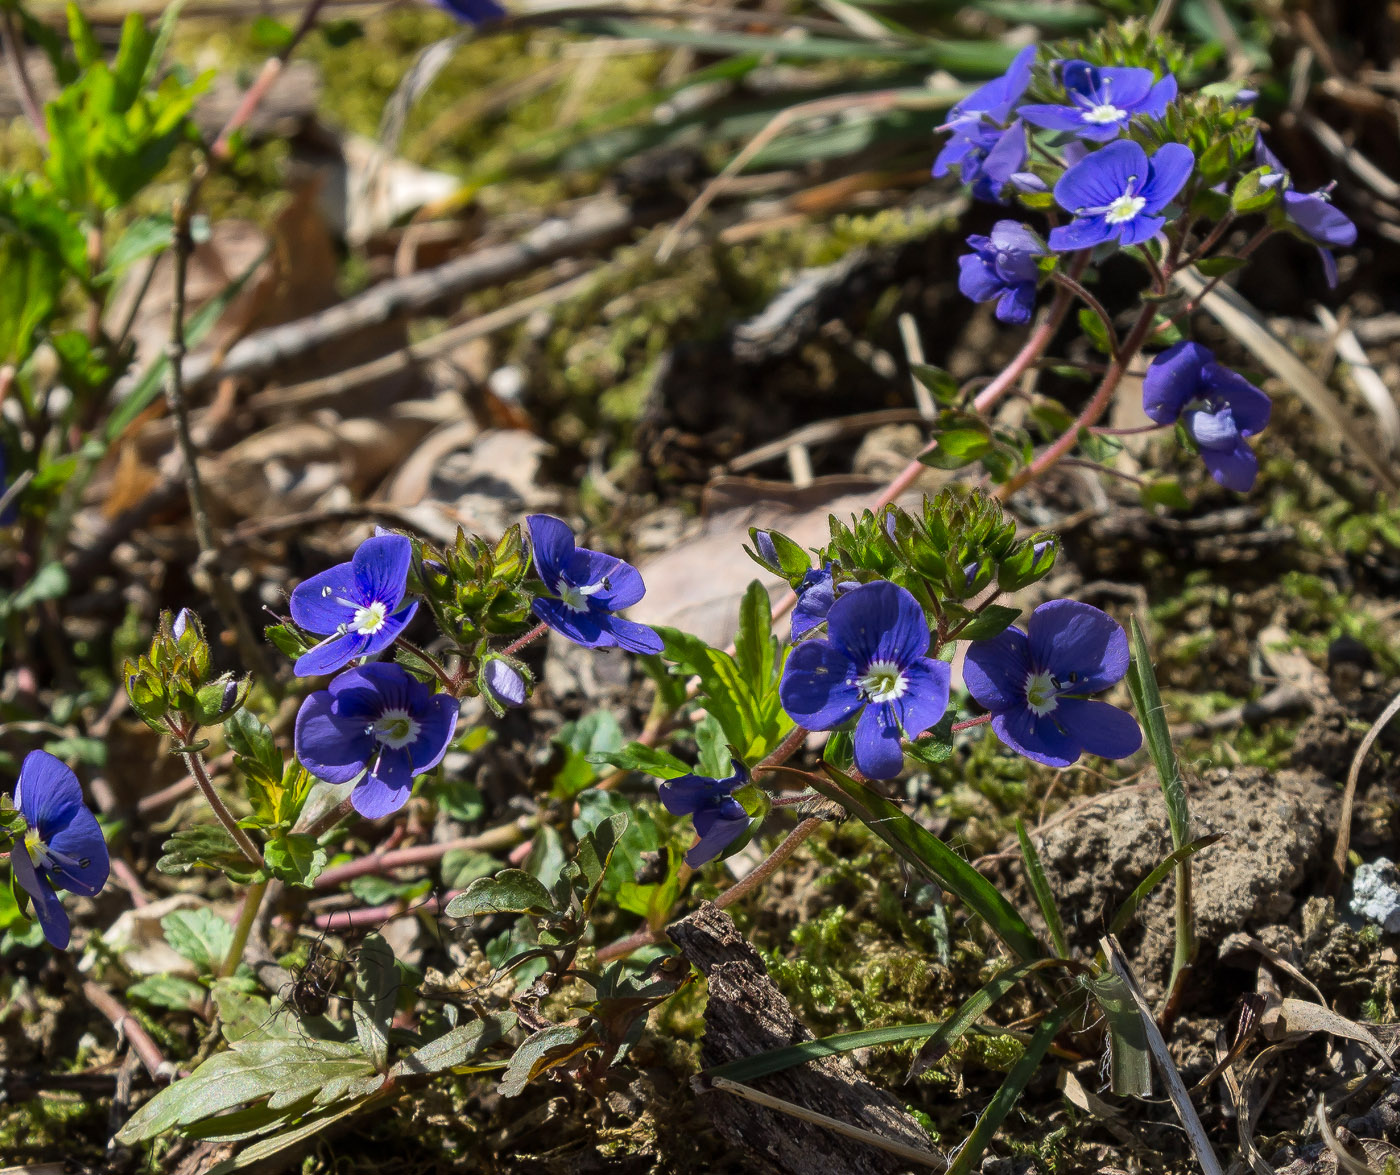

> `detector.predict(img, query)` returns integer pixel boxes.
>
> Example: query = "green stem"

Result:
[219,878,269,980]
[181,747,264,871]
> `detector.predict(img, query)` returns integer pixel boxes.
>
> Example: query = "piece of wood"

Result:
[669,902,939,1175]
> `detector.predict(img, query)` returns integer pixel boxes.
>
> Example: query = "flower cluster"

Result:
[935,41,1350,494]
[285,519,661,820]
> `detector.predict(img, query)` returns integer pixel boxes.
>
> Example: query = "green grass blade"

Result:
[906,958,1068,1080]
[1106,833,1223,938]
[810,764,1042,962]
[1015,818,1068,960]
[1125,617,1188,846]
[945,1005,1071,1175]
[1124,616,1195,987]
[704,1022,954,1083]
[104,249,267,443]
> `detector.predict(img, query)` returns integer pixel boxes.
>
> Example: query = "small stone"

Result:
[1350,857,1400,933]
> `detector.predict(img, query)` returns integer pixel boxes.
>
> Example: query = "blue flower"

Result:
[1255,136,1357,288]
[9,751,109,949]
[1049,140,1194,251]
[295,662,459,819]
[964,600,1141,768]
[659,761,751,867]
[933,45,1036,202]
[779,581,950,779]
[1142,341,1271,492]
[289,534,418,677]
[791,562,842,639]
[430,0,506,24]
[1020,61,1177,142]
[958,221,1045,325]
[526,515,663,654]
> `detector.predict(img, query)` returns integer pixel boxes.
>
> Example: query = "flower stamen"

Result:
[858,659,909,704]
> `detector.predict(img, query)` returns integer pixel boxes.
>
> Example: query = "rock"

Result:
[1034,766,1333,986]
[1350,857,1400,933]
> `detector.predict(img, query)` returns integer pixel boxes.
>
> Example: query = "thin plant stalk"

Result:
[180,745,264,871]
[219,878,269,980]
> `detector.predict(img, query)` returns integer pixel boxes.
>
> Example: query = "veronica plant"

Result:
[912,23,1356,505]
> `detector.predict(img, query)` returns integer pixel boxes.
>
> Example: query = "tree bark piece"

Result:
[668,902,937,1175]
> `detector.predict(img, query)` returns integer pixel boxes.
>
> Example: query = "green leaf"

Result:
[654,625,790,761]
[103,214,174,279]
[163,907,234,974]
[157,826,263,885]
[444,870,559,919]
[1231,166,1277,214]
[4,563,69,615]
[920,427,990,470]
[572,811,629,916]
[264,833,327,887]
[734,579,778,702]
[1015,819,1068,959]
[115,1038,379,1144]
[956,604,1021,642]
[810,765,1042,962]
[909,363,960,406]
[945,1005,1071,1175]
[1077,306,1113,355]
[499,1023,588,1098]
[1193,255,1247,278]
[1139,476,1190,510]
[224,708,282,782]
[202,1095,382,1173]
[551,711,623,798]
[351,935,396,1072]
[390,1013,515,1078]
[587,741,692,780]
[128,974,206,1011]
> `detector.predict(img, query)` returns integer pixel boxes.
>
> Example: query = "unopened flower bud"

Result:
[481,658,527,710]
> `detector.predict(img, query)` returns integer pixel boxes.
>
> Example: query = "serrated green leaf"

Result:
[115,1038,377,1144]
[264,833,326,887]
[163,907,233,974]
[158,826,263,884]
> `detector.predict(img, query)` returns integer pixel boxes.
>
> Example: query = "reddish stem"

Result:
[501,621,549,657]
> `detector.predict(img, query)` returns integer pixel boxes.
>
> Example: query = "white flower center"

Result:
[1024,670,1060,717]
[858,659,908,704]
[556,577,606,613]
[350,601,388,635]
[372,708,420,750]
[1104,194,1146,224]
[1083,103,1126,125]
